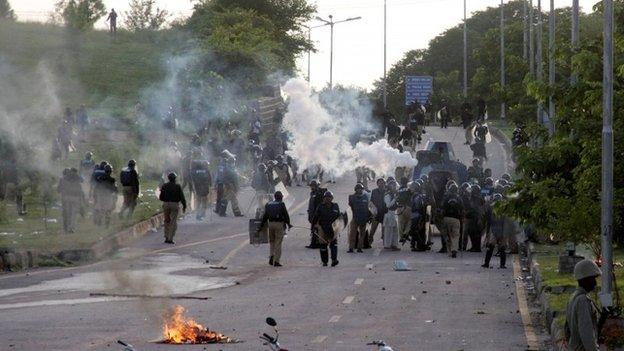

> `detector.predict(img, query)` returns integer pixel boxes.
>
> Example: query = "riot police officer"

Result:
[306,180,326,249]
[348,183,370,252]
[312,191,341,267]
[259,191,292,267]
[119,159,140,219]
[189,160,212,220]
[409,182,428,251]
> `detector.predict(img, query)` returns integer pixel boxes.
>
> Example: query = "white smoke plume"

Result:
[282,78,417,177]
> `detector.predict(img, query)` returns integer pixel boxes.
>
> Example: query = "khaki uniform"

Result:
[348,221,367,250]
[163,202,180,242]
[268,221,285,263]
[224,184,241,215]
[442,217,461,254]
[565,287,599,351]
[397,206,412,241]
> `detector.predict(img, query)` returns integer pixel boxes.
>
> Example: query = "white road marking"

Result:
[328,315,341,323]
[219,239,248,266]
[354,278,364,285]
[365,263,374,270]
[312,335,327,343]
[342,296,355,304]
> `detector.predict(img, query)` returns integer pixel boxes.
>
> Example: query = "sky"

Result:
[11,0,600,90]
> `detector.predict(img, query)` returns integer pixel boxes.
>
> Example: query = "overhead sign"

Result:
[405,75,433,105]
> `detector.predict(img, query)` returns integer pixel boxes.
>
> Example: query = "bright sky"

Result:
[11,0,600,90]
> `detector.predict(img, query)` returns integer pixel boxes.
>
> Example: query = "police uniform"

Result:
[119,166,140,219]
[312,202,341,266]
[348,192,370,251]
[441,192,463,256]
[189,161,212,220]
[410,192,428,250]
[159,180,187,243]
[260,200,291,266]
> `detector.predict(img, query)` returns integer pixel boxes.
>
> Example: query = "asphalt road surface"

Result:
[0,126,536,351]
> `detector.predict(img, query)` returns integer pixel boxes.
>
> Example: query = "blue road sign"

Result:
[405,76,433,106]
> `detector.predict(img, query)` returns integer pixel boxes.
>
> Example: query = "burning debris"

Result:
[161,305,236,344]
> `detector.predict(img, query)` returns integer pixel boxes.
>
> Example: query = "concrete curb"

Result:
[527,243,567,351]
[488,124,516,172]
[1,212,164,272]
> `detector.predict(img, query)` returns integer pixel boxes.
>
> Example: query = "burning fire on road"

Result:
[161,305,235,344]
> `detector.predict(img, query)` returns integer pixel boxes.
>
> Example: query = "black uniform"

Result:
[312,202,341,265]
[306,187,327,248]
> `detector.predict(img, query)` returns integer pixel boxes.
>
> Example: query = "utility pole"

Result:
[302,24,325,83]
[529,0,535,75]
[536,0,543,125]
[384,0,388,108]
[463,0,468,98]
[548,0,555,134]
[316,15,362,89]
[571,0,580,84]
[523,0,528,61]
[600,0,614,310]
[500,0,506,119]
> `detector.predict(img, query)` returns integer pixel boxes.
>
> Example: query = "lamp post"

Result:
[571,0,579,84]
[384,0,388,108]
[302,24,326,83]
[500,0,506,120]
[548,0,555,134]
[316,15,362,89]
[463,0,468,98]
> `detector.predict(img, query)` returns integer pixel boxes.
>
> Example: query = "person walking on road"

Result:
[369,178,387,246]
[189,160,212,220]
[482,194,508,268]
[93,164,117,228]
[348,183,370,253]
[159,172,187,244]
[383,179,400,250]
[565,259,602,351]
[306,180,326,249]
[259,191,292,267]
[441,183,463,258]
[119,159,140,219]
[312,191,341,267]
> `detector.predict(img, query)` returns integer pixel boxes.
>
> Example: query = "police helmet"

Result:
[354,183,365,191]
[376,178,386,185]
[461,182,471,190]
[484,177,494,186]
[323,191,334,199]
[420,174,429,183]
[274,191,283,201]
[446,180,457,190]
[309,179,320,188]
[472,158,480,165]
[415,179,424,186]
[99,161,108,169]
[409,181,421,192]
[447,183,458,193]
[104,164,113,174]
[492,193,504,202]
[167,172,177,181]
[85,152,93,159]
[128,159,136,167]
[471,184,482,194]
[258,163,267,172]
[501,173,512,182]
[497,179,509,187]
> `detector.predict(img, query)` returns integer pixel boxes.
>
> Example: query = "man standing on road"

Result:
[159,173,187,244]
[312,191,341,267]
[465,185,486,252]
[460,102,474,145]
[259,191,292,267]
[306,180,326,249]
[189,160,212,221]
[441,183,463,258]
[119,160,140,219]
[93,164,117,228]
[396,177,412,245]
[482,193,508,268]
[369,178,387,246]
[409,182,428,251]
[565,259,602,351]
[348,183,370,253]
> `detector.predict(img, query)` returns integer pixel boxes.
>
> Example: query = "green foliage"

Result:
[55,0,107,31]
[124,0,169,32]
[0,201,8,224]
[0,0,15,20]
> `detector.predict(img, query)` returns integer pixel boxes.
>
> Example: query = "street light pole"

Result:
[571,0,580,84]
[600,0,614,310]
[463,0,468,98]
[536,0,543,125]
[500,0,506,119]
[529,0,535,75]
[548,0,555,134]
[523,0,528,61]
[384,0,388,108]
[316,15,362,89]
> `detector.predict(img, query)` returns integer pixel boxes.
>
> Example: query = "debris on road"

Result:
[89,292,211,300]
[393,260,411,271]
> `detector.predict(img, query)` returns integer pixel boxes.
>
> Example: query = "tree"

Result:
[0,0,15,21]
[54,0,106,31]
[124,0,169,32]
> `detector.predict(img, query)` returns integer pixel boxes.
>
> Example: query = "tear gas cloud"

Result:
[282,78,417,177]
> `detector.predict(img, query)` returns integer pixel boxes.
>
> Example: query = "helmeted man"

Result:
[306,180,327,249]
[396,177,412,244]
[119,159,140,219]
[441,183,463,258]
[259,191,292,267]
[58,168,85,233]
[80,152,96,178]
[159,172,187,244]
[409,182,428,251]
[565,259,602,351]
[189,160,212,220]
[368,178,387,245]
[215,150,242,217]
[348,183,370,253]
[312,191,341,267]
[93,164,117,227]
[465,185,486,252]
[482,193,508,268]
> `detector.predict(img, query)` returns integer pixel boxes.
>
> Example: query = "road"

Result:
[0,126,536,351]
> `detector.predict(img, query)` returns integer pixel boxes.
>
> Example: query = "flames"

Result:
[162,305,233,344]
